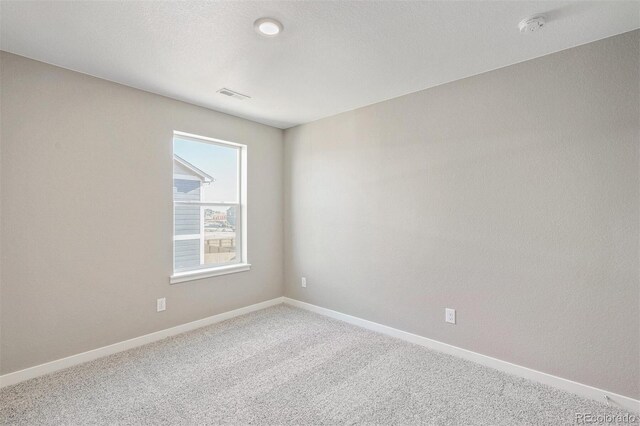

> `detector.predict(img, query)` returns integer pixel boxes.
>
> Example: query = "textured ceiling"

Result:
[1,1,638,129]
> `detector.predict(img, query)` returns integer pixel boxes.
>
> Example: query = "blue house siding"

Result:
[174,239,200,270]
[173,179,200,200]
[174,205,200,235]
[173,177,201,270]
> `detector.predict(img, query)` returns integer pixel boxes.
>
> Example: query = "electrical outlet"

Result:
[301,277,307,288]
[445,308,456,324]
[157,298,166,312]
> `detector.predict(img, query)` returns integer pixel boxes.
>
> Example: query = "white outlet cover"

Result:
[157,298,166,312]
[301,277,307,288]
[445,308,456,324]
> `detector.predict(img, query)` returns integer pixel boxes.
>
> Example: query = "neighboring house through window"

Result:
[171,131,249,283]
[173,155,213,269]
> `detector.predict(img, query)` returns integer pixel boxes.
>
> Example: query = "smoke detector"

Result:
[519,15,546,33]
[217,88,251,101]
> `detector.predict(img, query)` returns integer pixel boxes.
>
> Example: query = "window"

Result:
[171,131,248,283]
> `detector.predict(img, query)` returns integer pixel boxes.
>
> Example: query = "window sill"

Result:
[170,263,251,284]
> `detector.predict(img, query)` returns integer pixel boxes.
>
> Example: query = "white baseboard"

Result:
[0,297,285,389]
[283,297,639,414]
[3,295,637,414]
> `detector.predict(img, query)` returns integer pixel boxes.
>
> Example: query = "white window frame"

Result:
[170,130,249,284]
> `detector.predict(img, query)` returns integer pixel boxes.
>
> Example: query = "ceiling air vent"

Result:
[217,88,251,101]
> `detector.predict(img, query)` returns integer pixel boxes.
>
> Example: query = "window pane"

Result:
[172,133,244,275]
[203,206,239,267]
[173,205,239,273]
[173,137,238,203]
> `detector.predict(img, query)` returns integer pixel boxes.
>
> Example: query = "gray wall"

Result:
[284,30,639,399]
[0,52,284,374]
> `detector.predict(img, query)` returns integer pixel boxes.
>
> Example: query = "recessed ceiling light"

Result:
[254,18,283,37]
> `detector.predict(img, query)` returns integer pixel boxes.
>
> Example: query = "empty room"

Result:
[0,1,638,424]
